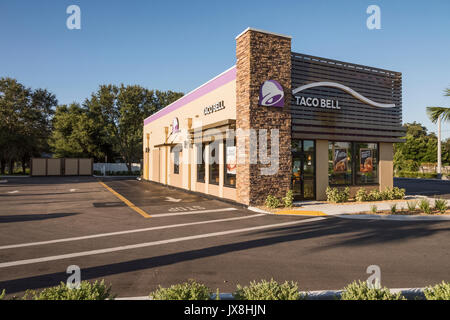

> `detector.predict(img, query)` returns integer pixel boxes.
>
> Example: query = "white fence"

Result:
[93,163,141,173]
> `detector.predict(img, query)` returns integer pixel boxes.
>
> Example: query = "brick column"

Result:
[236,28,292,206]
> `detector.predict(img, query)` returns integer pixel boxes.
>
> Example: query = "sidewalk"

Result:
[270,196,450,221]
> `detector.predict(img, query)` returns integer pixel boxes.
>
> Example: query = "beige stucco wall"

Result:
[143,75,237,201]
[315,140,329,201]
[379,142,394,191]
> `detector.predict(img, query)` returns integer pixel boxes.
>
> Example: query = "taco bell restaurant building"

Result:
[142,28,403,206]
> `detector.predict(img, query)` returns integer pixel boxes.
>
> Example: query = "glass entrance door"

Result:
[291,140,315,201]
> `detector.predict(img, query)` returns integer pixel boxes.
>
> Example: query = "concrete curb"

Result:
[395,177,450,182]
[337,214,450,221]
[0,176,30,178]
[93,175,140,178]
[115,287,427,300]
[247,207,270,214]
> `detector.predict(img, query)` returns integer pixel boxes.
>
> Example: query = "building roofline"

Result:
[144,65,236,126]
[235,27,291,40]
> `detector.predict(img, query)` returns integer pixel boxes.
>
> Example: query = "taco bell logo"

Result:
[259,80,284,107]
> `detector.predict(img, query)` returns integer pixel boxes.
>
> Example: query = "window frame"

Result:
[208,142,220,186]
[196,143,206,183]
[328,141,379,187]
[224,138,237,188]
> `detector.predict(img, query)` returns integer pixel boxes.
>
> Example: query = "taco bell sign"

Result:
[258,80,284,107]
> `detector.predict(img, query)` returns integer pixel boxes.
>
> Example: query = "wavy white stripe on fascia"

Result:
[292,81,396,108]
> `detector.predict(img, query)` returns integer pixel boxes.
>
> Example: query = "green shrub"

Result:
[150,280,212,300]
[434,199,448,214]
[234,279,304,300]
[407,201,417,212]
[24,280,113,300]
[424,281,450,300]
[368,190,382,201]
[326,187,350,203]
[265,195,280,209]
[0,289,5,300]
[390,204,397,214]
[370,205,377,214]
[340,281,405,300]
[282,190,294,208]
[419,198,432,214]
[381,187,395,200]
[392,187,406,199]
[355,188,368,202]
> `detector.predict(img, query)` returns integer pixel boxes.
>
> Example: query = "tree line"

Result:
[394,122,450,172]
[0,77,183,174]
[1,77,448,175]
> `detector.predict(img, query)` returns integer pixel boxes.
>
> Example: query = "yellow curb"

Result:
[275,210,327,216]
[98,181,151,218]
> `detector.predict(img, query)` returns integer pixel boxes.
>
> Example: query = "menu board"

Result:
[333,148,348,172]
[360,148,373,173]
[226,146,236,175]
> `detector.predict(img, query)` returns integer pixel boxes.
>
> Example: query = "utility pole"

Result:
[437,115,442,179]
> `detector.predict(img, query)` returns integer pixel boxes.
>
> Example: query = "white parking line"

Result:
[0,217,325,269]
[151,207,237,217]
[0,213,264,250]
[7,190,18,194]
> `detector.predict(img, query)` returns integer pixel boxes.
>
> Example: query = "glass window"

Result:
[291,140,302,153]
[209,142,220,185]
[224,138,236,188]
[196,143,205,183]
[329,142,352,185]
[171,146,181,174]
[303,140,315,153]
[355,143,378,184]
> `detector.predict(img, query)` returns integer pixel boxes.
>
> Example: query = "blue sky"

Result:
[1,0,449,138]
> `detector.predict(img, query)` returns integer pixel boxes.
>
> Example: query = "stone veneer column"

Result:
[236,28,292,206]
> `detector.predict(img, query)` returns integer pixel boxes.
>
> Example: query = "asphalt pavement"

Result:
[0,177,449,298]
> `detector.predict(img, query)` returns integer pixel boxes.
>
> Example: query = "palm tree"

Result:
[426,88,449,177]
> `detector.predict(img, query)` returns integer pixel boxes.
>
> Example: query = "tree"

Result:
[426,87,449,175]
[394,122,450,173]
[49,103,106,159]
[83,85,183,171]
[427,88,450,122]
[0,78,56,174]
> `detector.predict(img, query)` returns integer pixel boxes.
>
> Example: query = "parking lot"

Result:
[1,177,449,298]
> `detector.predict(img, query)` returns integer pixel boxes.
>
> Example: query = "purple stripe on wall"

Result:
[144,67,237,126]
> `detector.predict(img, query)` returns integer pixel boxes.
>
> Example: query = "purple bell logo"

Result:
[258,80,284,107]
